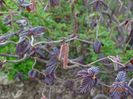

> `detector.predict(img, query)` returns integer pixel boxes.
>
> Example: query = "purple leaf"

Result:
[77,67,99,93]
[125,84,133,98]
[115,71,126,82]
[80,76,97,93]
[110,82,129,99]
[77,70,90,78]
[93,41,103,54]
[88,66,99,75]
[16,38,31,57]
[110,92,121,99]
[44,47,59,75]
[45,64,57,75]
[90,18,97,29]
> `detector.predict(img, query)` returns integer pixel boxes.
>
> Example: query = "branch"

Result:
[0,41,17,46]
[67,56,125,69]
[31,58,46,76]
[67,57,108,69]
[0,53,19,58]
[128,78,133,86]
[33,36,93,46]
[6,54,27,63]
[107,56,125,67]
[33,36,78,46]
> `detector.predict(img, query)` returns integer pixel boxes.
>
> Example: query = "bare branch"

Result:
[128,78,133,86]
[0,53,19,58]
[6,54,27,63]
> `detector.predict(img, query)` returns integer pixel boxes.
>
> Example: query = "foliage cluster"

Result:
[0,0,133,98]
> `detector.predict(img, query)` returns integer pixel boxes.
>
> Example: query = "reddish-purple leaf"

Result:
[93,41,103,54]
[110,82,128,99]
[77,67,99,93]
[80,76,97,93]
[16,38,31,57]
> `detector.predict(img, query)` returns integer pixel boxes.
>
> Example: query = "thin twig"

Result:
[0,41,17,46]
[128,78,133,86]
[67,57,107,69]
[33,36,93,46]
[107,56,125,67]
[33,36,78,46]
[85,57,107,67]
[67,56,125,69]
[6,54,27,63]
[32,58,46,76]
[77,38,93,44]
[48,86,52,99]
[0,53,19,58]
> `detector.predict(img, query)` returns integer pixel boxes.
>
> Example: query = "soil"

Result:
[0,80,89,99]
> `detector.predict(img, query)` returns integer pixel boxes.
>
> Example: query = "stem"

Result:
[86,57,107,67]
[33,36,78,46]
[6,54,27,63]
[48,86,52,99]
[71,0,78,34]
[32,58,46,76]
[107,56,125,67]
[33,36,93,46]
[67,56,125,69]
[96,21,99,40]
[0,41,17,46]
[67,57,107,69]
[128,78,133,86]
[31,35,34,46]
[0,53,19,58]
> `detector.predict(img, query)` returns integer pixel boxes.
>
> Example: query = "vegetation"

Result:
[0,0,133,98]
